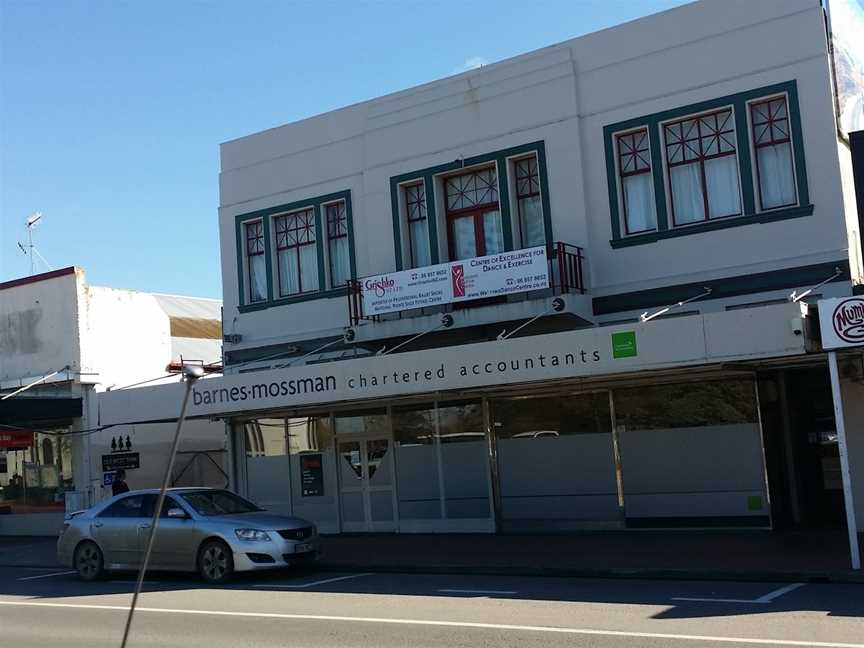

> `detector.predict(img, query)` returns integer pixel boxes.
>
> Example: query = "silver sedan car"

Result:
[58,488,320,583]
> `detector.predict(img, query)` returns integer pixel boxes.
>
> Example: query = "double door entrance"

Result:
[337,431,396,532]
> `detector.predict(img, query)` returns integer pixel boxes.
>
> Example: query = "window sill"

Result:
[609,204,814,248]
[238,286,349,312]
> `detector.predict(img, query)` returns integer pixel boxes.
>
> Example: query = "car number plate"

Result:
[295,542,313,553]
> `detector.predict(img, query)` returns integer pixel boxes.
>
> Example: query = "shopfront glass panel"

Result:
[613,378,767,522]
[242,419,291,514]
[393,404,440,520]
[288,415,338,531]
[0,429,74,514]
[493,393,618,524]
[437,401,490,519]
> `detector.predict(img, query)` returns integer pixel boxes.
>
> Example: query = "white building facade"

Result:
[99,0,864,559]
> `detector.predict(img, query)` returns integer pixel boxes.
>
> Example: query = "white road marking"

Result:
[673,583,806,605]
[253,573,373,589]
[0,599,861,647]
[438,589,517,595]
[15,571,77,581]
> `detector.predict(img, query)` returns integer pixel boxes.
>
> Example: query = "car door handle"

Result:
[139,523,152,529]
[92,523,103,528]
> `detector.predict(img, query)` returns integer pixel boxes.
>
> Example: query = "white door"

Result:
[337,436,396,532]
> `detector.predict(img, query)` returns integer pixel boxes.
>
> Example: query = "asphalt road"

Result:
[0,565,862,647]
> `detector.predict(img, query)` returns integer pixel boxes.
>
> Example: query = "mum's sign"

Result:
[361,246,549,316]
[819,297,864,349]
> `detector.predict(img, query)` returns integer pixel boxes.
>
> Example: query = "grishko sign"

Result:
[361,246,549,316]
[819,297,864,349]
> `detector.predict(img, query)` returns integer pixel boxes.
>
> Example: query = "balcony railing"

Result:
[348,241,585,326]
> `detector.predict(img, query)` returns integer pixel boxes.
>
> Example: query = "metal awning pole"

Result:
[827,350,861,570]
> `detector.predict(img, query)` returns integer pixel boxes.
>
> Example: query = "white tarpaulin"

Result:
[361,246,549,316]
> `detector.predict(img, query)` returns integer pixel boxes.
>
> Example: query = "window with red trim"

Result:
[274,209,318,296]
[616,129,656,234]
[663,108,742,225]
[750,96,797,210]
[444,167,503,260]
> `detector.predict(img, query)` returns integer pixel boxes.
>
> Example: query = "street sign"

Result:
[101,452,140,472]
[818,297,864,349]
[103,471,116,486]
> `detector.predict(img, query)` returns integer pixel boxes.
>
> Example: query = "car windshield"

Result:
[178,490,262,516]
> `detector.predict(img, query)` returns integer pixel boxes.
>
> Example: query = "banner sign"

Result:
[819,297,864,349]
[0,429,34,449]
[101,452,140,472]
[300,454,324,497]
[361,246,549,316]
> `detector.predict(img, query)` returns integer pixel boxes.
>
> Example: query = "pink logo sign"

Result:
[451,265,465,297]
[833,297,864,343]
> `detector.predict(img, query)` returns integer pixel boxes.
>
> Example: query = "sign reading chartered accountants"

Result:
[362,246,549,316]
[819,297,864,349]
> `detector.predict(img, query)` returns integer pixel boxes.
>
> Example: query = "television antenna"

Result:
[17,212,53,275]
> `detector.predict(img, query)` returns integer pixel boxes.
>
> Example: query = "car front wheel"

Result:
[74,541,104,581]
[198,539,234,584]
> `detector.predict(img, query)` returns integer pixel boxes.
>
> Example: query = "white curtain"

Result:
[409,218,430,268]
[622,174,656,233]
[277,249,299,296]
[705,156,741,218]
[519,196,545,247]
[453,216,476,260]
[249,255,267,302]
[757,142,796,209]
[329,236,350,288]
[483,210,504,255]
[299,244,319,293]
[670,164,704,224]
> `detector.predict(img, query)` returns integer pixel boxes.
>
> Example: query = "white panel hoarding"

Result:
[819,296,864,349]
[361,246,549,316]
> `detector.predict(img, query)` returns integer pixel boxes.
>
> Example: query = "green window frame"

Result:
[234,189,356,312]
[389,141,552,271]
[604,80,812,249]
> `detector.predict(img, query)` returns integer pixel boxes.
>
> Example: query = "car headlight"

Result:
[234,528,271,542]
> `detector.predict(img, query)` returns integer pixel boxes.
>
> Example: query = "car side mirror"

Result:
[166,507,188,519]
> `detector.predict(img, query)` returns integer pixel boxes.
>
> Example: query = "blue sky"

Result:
[0,0,691,298]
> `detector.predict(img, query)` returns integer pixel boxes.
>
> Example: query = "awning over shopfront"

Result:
[99,302,811,426]
[0,396,82,427]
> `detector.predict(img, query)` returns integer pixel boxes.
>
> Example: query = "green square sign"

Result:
[611,331,637,359]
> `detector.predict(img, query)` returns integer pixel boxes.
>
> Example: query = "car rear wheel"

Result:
[74,541,104,581]
[198,539,234,584]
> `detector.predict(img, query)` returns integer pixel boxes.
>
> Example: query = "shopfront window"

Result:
[393,404,440,520]
[0,429,73,514]
[436,400,489,519]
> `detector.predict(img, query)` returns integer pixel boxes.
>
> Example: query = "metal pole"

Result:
[1,366,70,400]
[827,351,861,570]
[119,366,203,648]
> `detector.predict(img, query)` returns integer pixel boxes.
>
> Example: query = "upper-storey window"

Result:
[514,155,545,247]
[326,200,350,288]
[749,96,796,210]
[663,108,742,225]
[616,128,656,234]
[244,220,266,303]
[445,167,503,260]
[403,181,430,268]
[274,208,318,297]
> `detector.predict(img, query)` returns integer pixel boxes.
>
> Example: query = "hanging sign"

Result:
[819,297,864,349]
[101,452,140,472]
[361,246,549,316]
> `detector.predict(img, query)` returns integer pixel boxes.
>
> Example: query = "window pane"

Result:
[705,155,741,218]
[519,195,545,246]
[299,243,319,292]
[409,218,430,268]
[436,401,489,520]
[493,393,611,439]
[100,495,146,518]
[277,247,299,296]
[623,174,656,233]
[483,210,504,255]
[453,216,476,259]
[757,142,796,209]
[249,253,267,301]
[243,418,286,457]
[288,415,333,454]
[670,164,703,224]
[329,235,350,288]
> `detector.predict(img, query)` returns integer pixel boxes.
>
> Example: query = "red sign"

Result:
[451,264,465,297]
[0,429,34,449]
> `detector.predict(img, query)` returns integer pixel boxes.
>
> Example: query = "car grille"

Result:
[277,526,314,541]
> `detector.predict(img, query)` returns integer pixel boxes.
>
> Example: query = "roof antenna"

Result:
[18,212,53,275]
